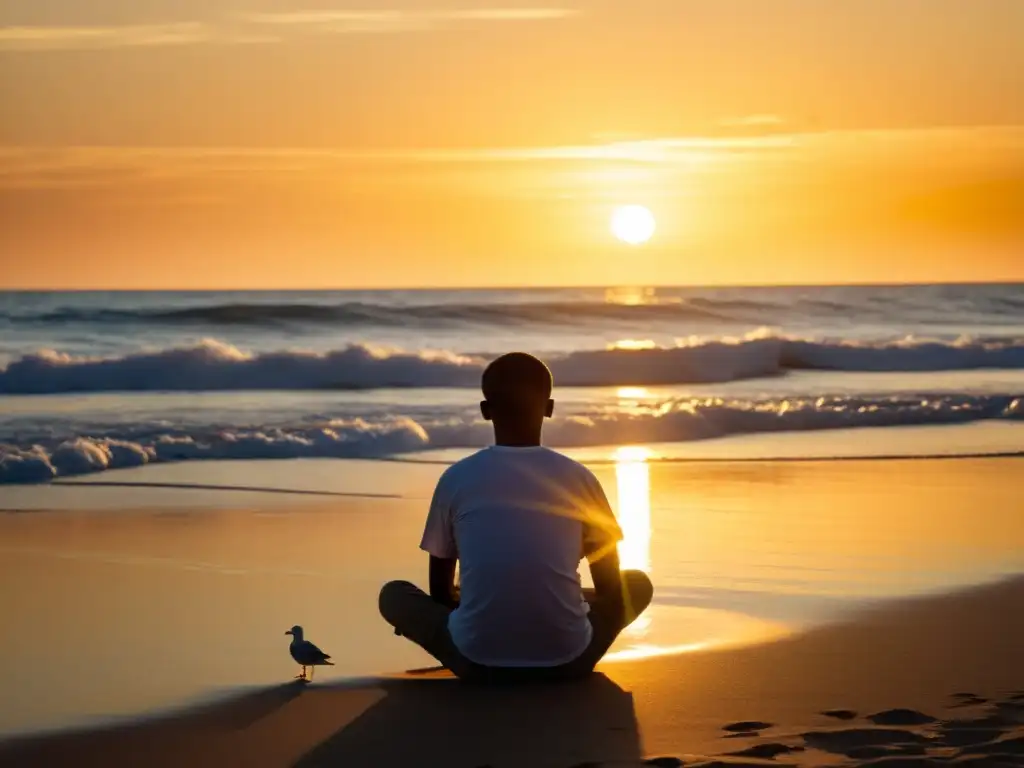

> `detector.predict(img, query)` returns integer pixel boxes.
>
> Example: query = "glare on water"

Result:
[613,446,655,640]
[614,445,653,574]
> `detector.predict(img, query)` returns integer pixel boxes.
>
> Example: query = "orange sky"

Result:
[1,0,1022,288]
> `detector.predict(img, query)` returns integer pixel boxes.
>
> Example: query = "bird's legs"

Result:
[295,665,307,681]
[309,666,315,682]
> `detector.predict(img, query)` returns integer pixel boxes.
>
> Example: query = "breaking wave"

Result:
[1,394,1020,484]
[2,334,1024,394]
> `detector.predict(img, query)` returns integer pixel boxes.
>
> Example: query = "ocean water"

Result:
[1,284,1022,484]
[2,286,1024,734]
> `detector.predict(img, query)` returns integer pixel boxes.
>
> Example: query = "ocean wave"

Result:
[9,299,733,328]
[779,336,1024,372]
[0,340,482,393]
[8,286,1021,330]
[2,334,1024,395]
[2,394,1020,484]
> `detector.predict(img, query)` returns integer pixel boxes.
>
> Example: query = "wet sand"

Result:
[1,454,1023,765]
[1,576,1021,767]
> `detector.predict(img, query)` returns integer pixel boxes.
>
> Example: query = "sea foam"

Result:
[2,334,1023,395]
[2,394,1019,484]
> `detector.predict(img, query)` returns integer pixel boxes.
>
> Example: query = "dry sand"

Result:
[2,576,1021,768]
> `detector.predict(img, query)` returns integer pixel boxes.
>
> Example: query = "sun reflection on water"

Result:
[614,445,652,574]
[607,339,658,351]
[615,386,652,400]
[604,286,656,306]
[602,445,804,661]
[613,446,653,643]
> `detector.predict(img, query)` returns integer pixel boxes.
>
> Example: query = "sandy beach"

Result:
[1,449,1022,766]
[1,575,1021,767]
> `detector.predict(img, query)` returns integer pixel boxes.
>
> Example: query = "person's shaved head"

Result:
[480,354,554,444]
[481,352,552,405]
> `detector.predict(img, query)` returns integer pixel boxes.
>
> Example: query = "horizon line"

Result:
[2,278,1022,293]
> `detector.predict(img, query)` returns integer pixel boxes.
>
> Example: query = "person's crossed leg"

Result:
[574,569,655,671]
[380,569,653,681]
[378,580,480,679]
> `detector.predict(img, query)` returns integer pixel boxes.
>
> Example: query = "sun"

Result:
[611,205,656,245]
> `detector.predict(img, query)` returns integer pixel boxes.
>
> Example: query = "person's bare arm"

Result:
[421,467,458,608]
[429,555,459,609]
[587,545,625,624]
[582,469,626,621]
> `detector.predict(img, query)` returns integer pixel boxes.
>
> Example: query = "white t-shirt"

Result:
[419,445,623,668]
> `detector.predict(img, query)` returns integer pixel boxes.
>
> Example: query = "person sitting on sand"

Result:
[379,352,653,682]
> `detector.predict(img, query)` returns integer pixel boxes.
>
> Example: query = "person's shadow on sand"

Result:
[294,672,642,768]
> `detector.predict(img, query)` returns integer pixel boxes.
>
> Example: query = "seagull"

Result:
[285,625,333,682]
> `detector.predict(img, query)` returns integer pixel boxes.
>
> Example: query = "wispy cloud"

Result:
[0,8,579,51]
[239,8,579,33]
[2,126,1020,191]
[0,23,211,51]
[0,136,791,190]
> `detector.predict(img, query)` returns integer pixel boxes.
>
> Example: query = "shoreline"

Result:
[3,419,1024,506]
[2,576,1021,767]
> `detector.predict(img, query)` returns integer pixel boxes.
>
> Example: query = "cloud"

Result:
[0,23,211,51]
[239,10,425,34]
[238,8,579,34]
[0,126,1020,193]
[0,137,785,191]
[0,8,579,51]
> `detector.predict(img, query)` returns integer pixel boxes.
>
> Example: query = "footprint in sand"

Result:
[800,726,932,756]
[867,708,938,726]
[951,692,989,707]
[939,724,1008,748]
[726,742,806,759]
[956,735,1024,758]
[842,744,929,760]
[722,721,773,733]
[822,709,859,720]
[697,701,1024,768]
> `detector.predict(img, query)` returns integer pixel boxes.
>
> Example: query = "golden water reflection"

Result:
[614,445,653,574]
[604,286,656,306]
[608,446,795,657]
[607,339,657,351]
[615,386,653,400]
[613,446,654,640]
